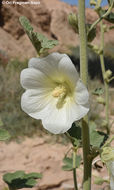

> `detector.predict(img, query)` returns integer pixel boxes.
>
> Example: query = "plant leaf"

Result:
[25,178,37,187]
[3,170,42,189]
[68,123,81,147]
[92,88,104,96]
[19,16,58,55]
[89,122,108,148]
[68,123,81,140]
[24,172,42,179]
[62,155,81,171]
[0,129,10,141]
[87,24,96,42]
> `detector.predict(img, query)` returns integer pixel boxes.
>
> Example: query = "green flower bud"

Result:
[104,70,112,80]
[68,13,78,33]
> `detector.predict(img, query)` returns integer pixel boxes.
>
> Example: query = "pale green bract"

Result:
[20,52,89,134]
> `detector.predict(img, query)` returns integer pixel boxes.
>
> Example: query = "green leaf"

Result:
[19,16,33,33]
[90,130,104,147]
[89,122,108,148]
[62,157,73,171]
[19,16,58,55]
[0,129,10,141]
[68,123,81,140]
[87,24,96,42]
[24,172,42,179]
[3,170,42,189]
[25,178,37,187]
[92,87,104,96]
[68,123,81,147]
[62,155,81,171]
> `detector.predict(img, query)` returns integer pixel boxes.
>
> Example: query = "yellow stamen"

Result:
[52,85,67,97]
[52,84,68,109]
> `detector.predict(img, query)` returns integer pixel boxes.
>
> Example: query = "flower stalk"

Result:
[78,0,91,189]
[99,21,110,134]
[73,150,78,190]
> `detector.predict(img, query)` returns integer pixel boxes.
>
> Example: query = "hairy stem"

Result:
[99,21,110,134]
[78,0,91,189]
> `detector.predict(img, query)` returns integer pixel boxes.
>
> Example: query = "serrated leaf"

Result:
[62,155,81,171]
[92,88,104,96]
[0,129,10,141]
[19,16,33,33]
[19,16,58,55]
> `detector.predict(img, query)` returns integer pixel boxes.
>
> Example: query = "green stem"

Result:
[88,2,113,34]
[78,0,91,189]
[73,151,78,190]
[99,21,110,134]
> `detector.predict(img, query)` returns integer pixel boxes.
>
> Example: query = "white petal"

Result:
[58,55,79,85]
[42,99,89,134]
[21,89,51,114]
[42,102,73,134]
[28,53,78,86]
[74,79,89,105]
[20,68,53,89]
[70,102,89,120]
[28,52,65,76]
[29,97,89,134]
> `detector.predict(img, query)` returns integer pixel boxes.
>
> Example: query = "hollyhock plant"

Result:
[20,52,89,134]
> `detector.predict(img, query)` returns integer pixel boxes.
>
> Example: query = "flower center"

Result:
[52,83,70,109]
[52,85,67,98]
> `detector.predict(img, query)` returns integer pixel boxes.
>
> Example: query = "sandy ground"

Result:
[0,137,110,190]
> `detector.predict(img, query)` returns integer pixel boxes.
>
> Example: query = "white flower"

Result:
[20,52,89,134]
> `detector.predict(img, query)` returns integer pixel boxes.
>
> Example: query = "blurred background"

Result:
[0,1,114,190]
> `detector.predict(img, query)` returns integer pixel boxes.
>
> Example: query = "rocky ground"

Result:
[0,137,110,190]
